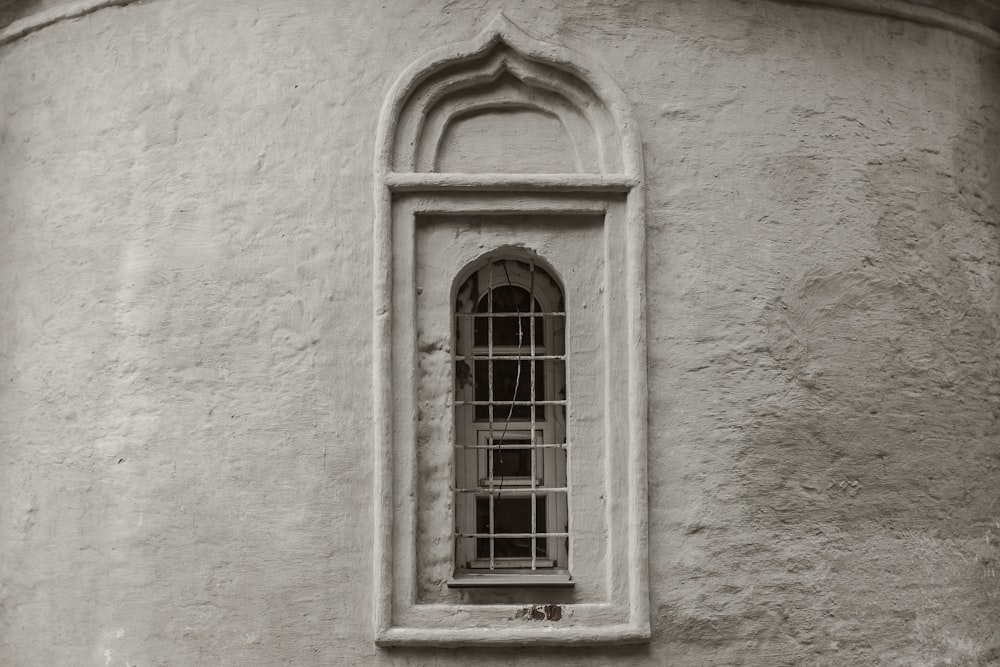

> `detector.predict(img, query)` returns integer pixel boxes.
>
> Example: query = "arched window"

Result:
[373,14,648,644]
[453,255,568,576]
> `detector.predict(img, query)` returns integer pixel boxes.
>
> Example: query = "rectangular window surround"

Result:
[373,191,649,646]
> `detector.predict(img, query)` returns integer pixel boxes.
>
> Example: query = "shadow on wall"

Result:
[0,0,63,30]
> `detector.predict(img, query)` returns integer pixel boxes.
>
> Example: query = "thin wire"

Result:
[494,260,523,454]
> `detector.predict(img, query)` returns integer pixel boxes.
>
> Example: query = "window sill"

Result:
[447,571,574,588]
[467,558,555,569]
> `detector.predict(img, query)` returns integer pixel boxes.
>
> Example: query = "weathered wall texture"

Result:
[1,0,998,664]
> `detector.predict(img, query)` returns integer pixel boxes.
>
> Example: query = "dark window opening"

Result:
[476,496,548,559]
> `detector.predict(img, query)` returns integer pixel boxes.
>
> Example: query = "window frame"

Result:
[451,255,569,583]
[377,193,646,643]
[373,14,648,646]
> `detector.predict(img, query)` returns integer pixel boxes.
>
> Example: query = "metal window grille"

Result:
[454,256,568,573]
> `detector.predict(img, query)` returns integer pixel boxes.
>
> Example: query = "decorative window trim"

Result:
[372,14,648,646]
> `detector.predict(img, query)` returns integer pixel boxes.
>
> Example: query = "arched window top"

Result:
[475,286,541,315]
[455,253,562,350]
[455,253,563,311]
[375,13,643,179]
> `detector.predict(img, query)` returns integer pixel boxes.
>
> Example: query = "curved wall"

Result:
[3,0,1000,46]
[1,1,997,665]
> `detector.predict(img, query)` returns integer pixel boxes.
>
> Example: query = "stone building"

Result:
[1,0,998,664]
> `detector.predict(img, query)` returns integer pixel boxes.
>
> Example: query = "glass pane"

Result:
[473,314,544,348]
[474,360,545,421]
[488,440,532,478]
[454,359,473,396]
[553,445,568,487]
[476,285,539,313]
[474,286,544,348]
[453,403,474,444]
[475,496,547,559]
[545,313,565,354]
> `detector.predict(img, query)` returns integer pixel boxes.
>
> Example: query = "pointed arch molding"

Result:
[372,15,650,646]
[375,13,642,183]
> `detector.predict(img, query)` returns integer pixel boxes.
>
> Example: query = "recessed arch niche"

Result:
[393,47,620,174]
[372,14,648,647]
[374,12,642,186]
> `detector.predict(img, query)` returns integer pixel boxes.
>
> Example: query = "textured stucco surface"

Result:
[1,1,998,665]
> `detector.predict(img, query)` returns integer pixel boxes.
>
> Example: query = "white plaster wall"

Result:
[0,1,997,664]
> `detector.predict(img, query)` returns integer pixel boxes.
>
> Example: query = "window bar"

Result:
[529,259,537,570]
[487,259,495,570]
[454,486,569,495]
[455,401,566,408]
[454,399,566,406]
[459,532,569,538]
[455,443,566,450]
[457,311,567,317]
[455,354,565,361]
